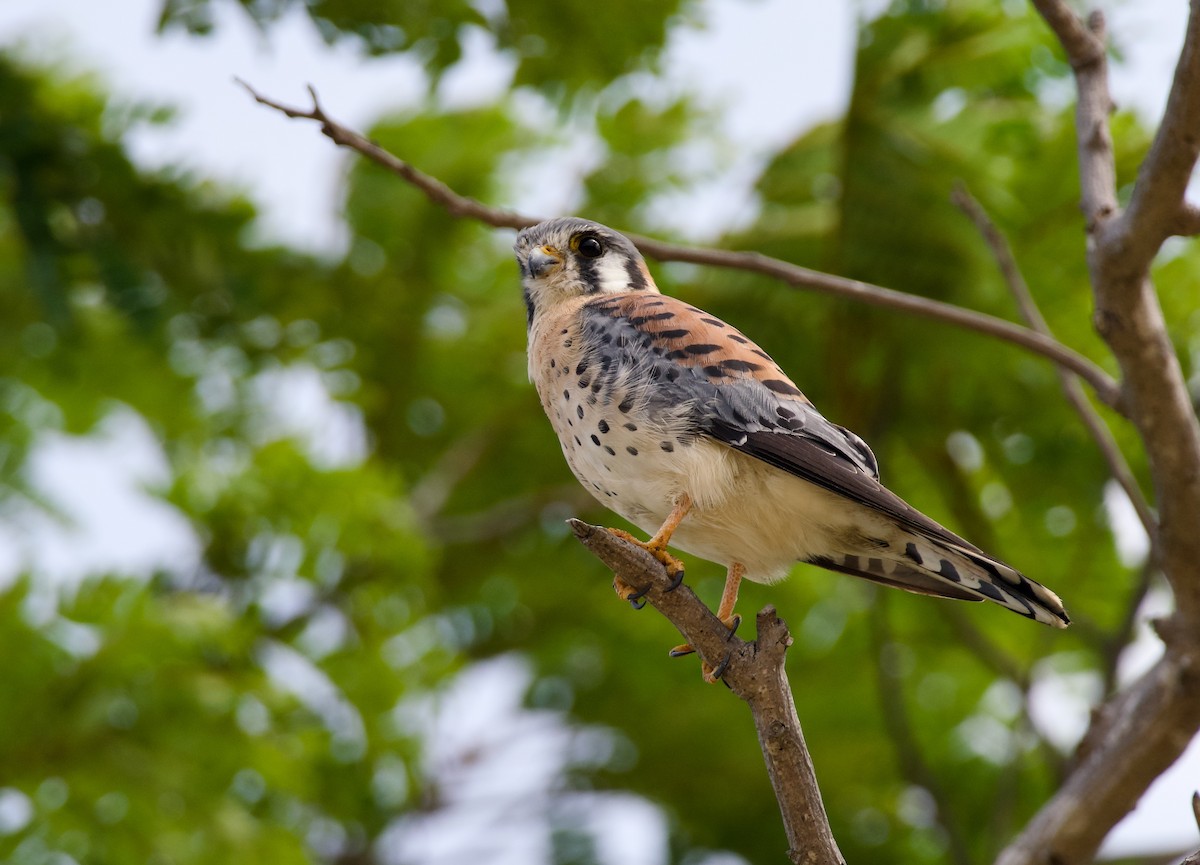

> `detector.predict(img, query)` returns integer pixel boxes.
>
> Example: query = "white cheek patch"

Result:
[594,253,634,293]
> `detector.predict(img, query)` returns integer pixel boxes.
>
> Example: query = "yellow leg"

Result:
[670,562,745,683]
[610,493,692,604]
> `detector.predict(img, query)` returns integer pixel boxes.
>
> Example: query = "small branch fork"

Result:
[568,520,845,865]
[236,79,1123,415]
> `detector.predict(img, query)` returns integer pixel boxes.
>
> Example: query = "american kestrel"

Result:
[515,217,1068,679]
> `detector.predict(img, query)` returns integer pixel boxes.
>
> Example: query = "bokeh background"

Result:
[0,1,1196,863]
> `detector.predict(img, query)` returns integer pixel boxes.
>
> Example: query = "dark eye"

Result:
[577,236,603,258]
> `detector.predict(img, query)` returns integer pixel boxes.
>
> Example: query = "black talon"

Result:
[725,614,742,640]
[710,652,732,681]
[625,583,651,608]
[665,566,685,592]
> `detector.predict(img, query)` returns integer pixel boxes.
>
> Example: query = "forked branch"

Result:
[568,520,845,865]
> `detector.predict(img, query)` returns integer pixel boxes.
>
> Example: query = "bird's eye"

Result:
[577,236,603,259]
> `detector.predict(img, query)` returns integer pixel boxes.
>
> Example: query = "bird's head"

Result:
[513,217,658,327]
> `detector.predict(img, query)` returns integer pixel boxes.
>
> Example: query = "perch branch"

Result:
[950,185,1157,543]
[568,519,844,865]
[237,79,1124,414]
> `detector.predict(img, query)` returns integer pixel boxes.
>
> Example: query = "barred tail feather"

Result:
[809,535,1070,628]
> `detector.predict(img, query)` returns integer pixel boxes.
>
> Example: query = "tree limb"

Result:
[567,519,845,865]
[236,79,1125,415]
[995,5,1200,863]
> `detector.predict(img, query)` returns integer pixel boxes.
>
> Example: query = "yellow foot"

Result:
[606,527,687,595]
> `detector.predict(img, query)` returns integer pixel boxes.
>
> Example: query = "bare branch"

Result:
[238,79,1125,414]
[950,185,1157,542]
[568,519,845,865]
[1031,4,1118,232]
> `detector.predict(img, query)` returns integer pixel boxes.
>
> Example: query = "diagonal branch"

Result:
[237,79,1124,415]
[567,520,844,865]
[950,185,1157,543]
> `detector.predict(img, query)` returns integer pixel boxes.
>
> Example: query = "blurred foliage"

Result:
[1,0,1195,864]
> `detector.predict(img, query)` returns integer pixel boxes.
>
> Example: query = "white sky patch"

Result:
[1104,480,1151,567]
[250,363,369,468]
[383,655,676,865]
[0,407,201,590]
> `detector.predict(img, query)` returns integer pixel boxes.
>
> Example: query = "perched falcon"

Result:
[514,217,1068,679]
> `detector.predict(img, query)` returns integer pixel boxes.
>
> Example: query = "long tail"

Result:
[808,533,1069,628]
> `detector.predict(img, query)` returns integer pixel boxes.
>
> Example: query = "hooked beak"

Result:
[526,247,561,279]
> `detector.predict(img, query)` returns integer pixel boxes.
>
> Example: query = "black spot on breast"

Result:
[574,436,582,446]
[623,422,637,431]
[575,361,588,375]
[665,367,681,382]
[660,441,675,452]
[728,334,748,344]
[578,377,590,388]
[618,397,634,413]
[563,390,570,401]
[563,339,573,348]
[665,350,687,360]
[603,445,615,455]
[904,543,923,565]
[626,446,639,456]
[591,434,601,446]
[703,365,727,378]
[597,419,610,433]
[721,359,763,373]
[752,349,772,361]
[576,405,584,420]
[549,359,556,369]
[700,317,726,327]
[658,329,691,341]
[762,379,803,397]
[685,343,721,355]
[643,300,666,307]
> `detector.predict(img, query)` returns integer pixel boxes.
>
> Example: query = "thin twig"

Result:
[568,519,845,865]
[950,184,1157,543]
[236,79,1125,414]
